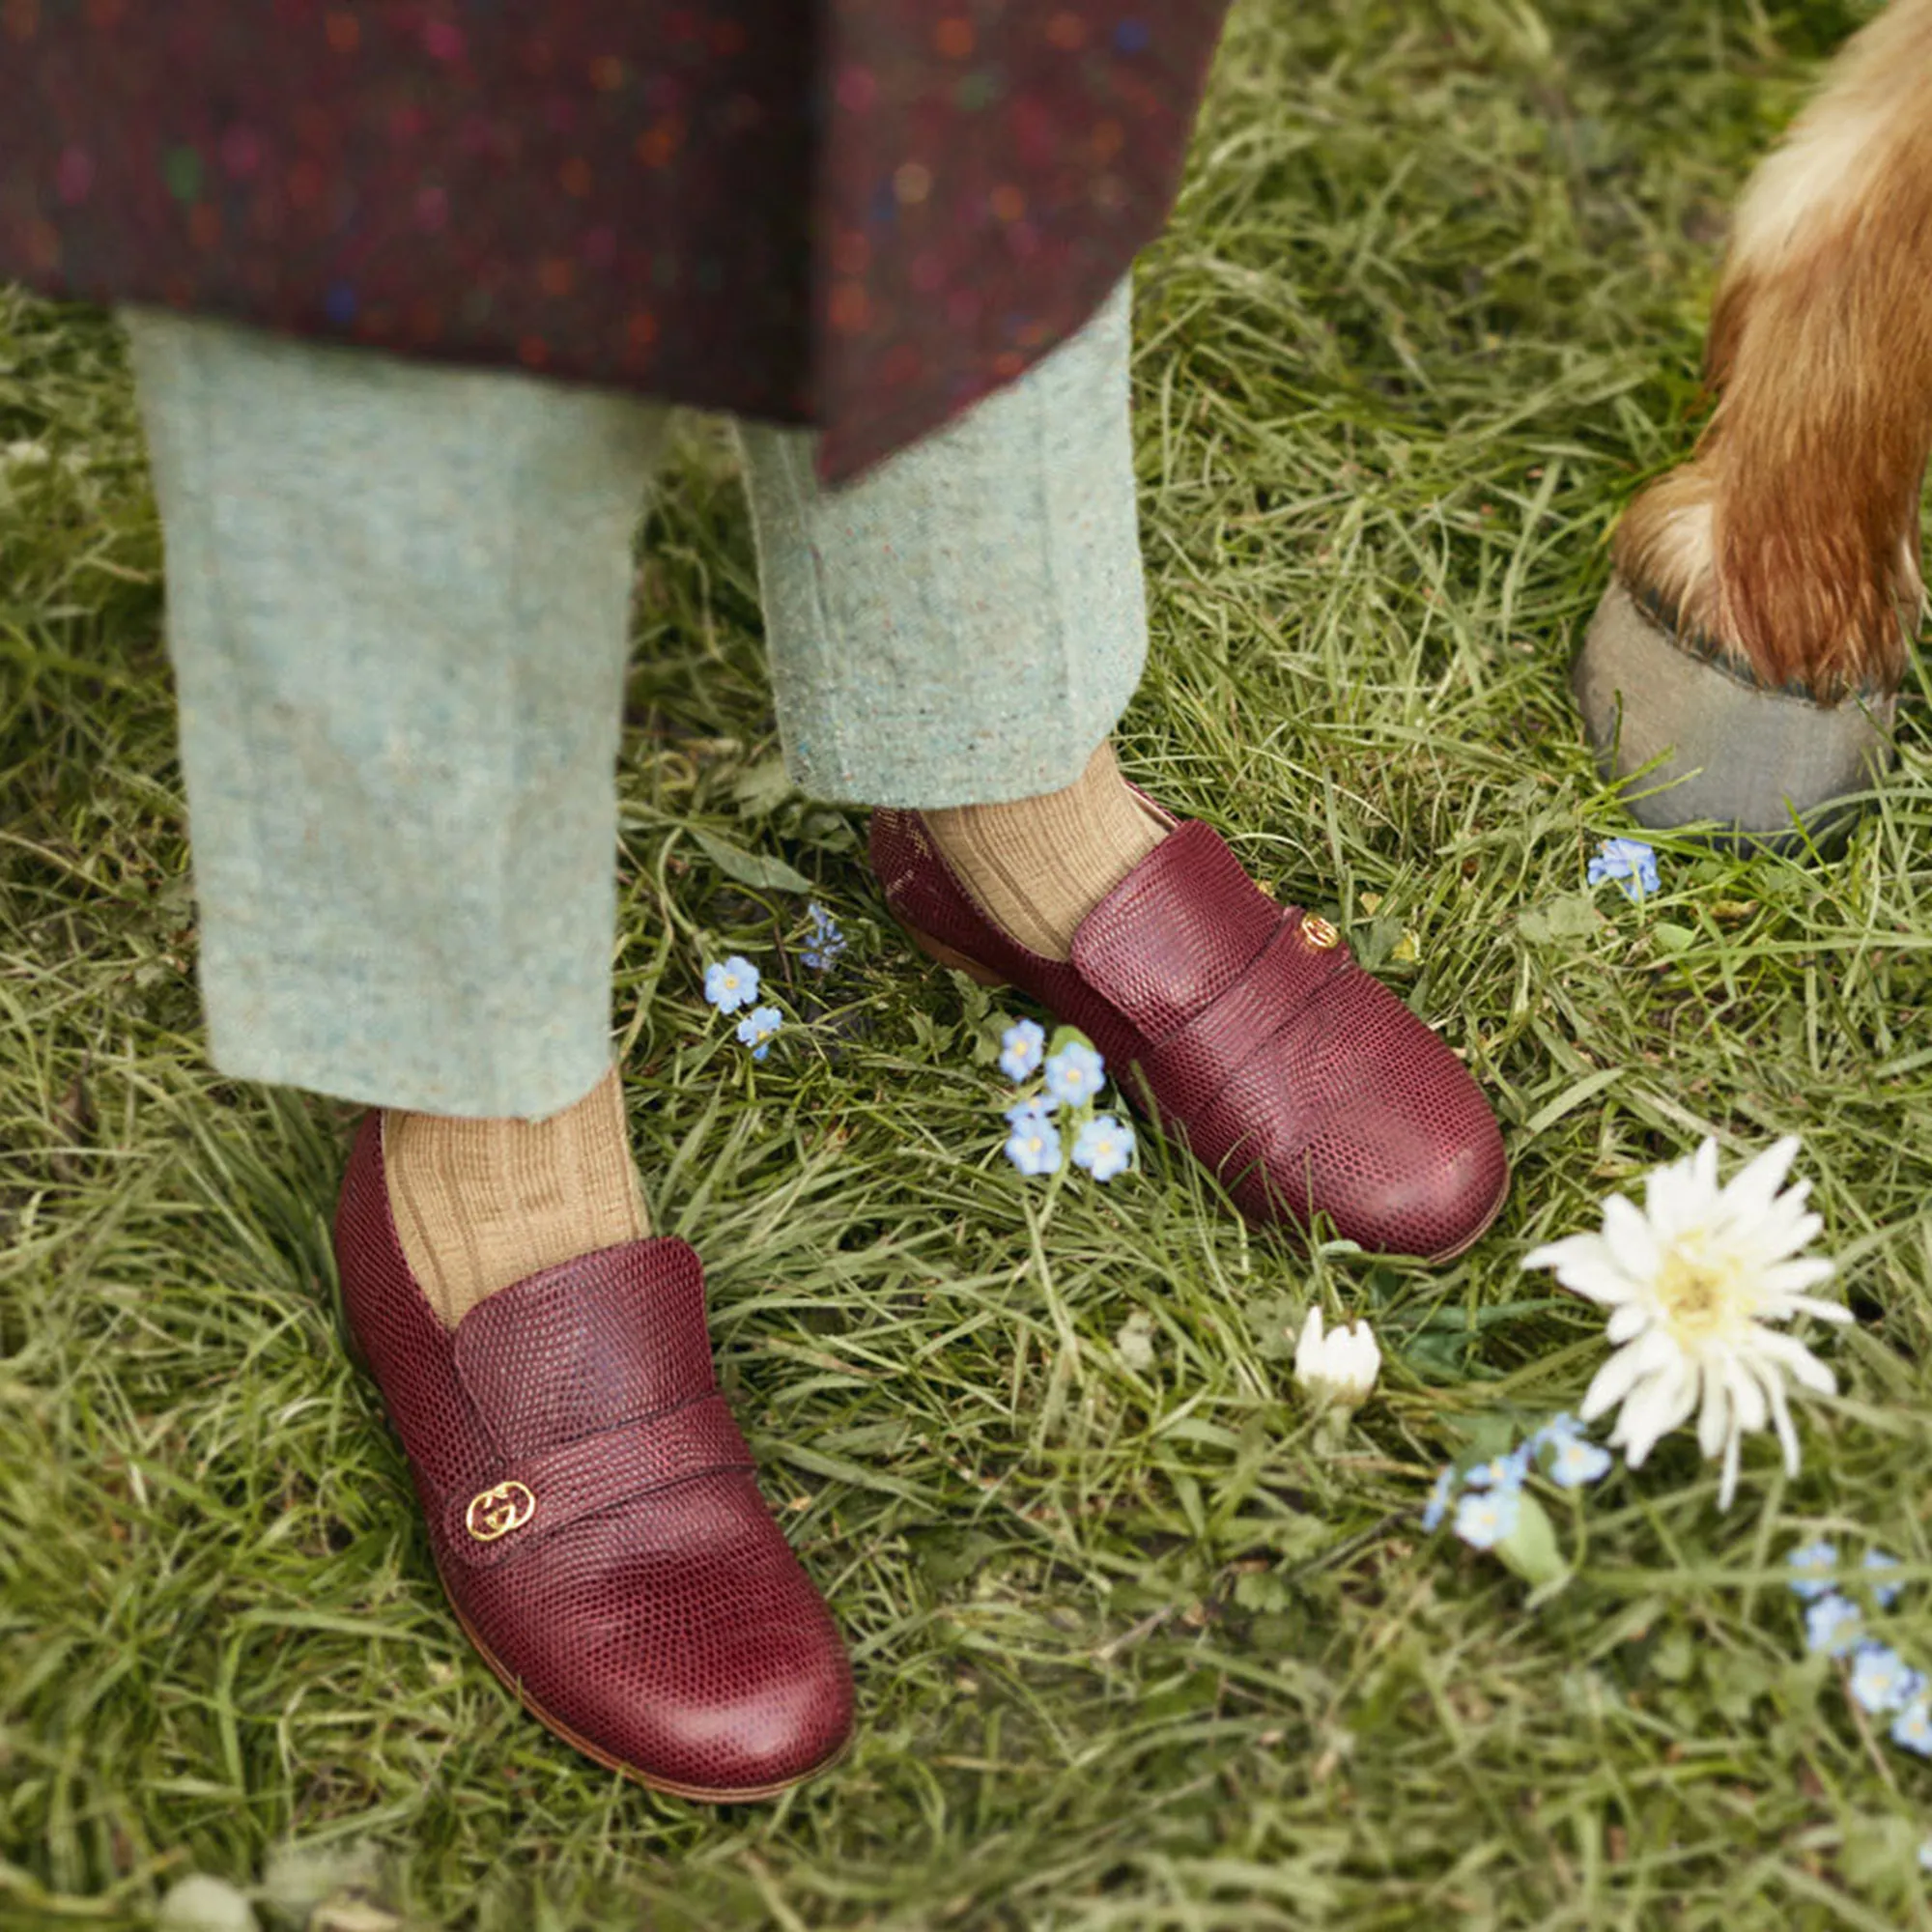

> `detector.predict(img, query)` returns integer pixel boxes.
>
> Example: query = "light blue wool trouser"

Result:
[123,284,1144,1119]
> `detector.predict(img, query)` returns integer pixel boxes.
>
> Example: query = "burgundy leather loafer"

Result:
[871,807,1508,1262]
[333,1114,853,1801]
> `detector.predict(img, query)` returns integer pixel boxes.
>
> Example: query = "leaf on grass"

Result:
[1649,1628,1693,1684]
[1245,1291,1300,1363]
[907,1009,956,1059]
[1519,894,1601,945]
[910,1526,1006,1585]
[1114,1309,1157,1372]
[1652,922,1696,954]
[790,804,859,854]
[1397,1323,1472,1381]
[689,827,814,895]
[312,1904,410,1932]
[1493,1492,1566,1589]
[968,1007,1011,1067]
[1448,1411,1521,1460]
[1839,1813,1925,1896]
[1233,1567,1292,1613]
[1354,915,1405,970]
[730,755,795,819]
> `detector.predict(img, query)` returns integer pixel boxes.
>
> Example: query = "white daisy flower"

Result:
[1293,1305,1380,1414]
[1522,1136,1848,1509]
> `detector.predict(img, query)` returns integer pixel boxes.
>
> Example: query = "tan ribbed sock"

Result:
[923,741,1169,959]
[384,1065,649,1329]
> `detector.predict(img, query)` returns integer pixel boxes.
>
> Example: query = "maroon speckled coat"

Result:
[0,1,1229,480]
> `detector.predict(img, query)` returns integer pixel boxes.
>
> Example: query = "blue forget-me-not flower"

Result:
[1893,1700,1932,1759]
[1454,1486,1520,1550]
[1071,1115,1134,1182]
[802,902,846,972]
[1804,1592,1863,1658]
[735,1006,781,1061]
[705,954,760,1014]
[999,1019,1045,1083]
[1849,1644,1921,1716]
[1586,837,1661,902]
[1423,1468,1456,1532]
[1464,1447,1531,1493]
[1786,1540,1839,1602]
[1863,1549,1905,1608]
[1529,1412,1583,1452]
[1546,1435,1613,1490]
[1043,1040,1105,1109]
[1004,1101,1063,1177]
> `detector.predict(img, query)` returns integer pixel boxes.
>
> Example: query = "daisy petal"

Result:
[1601,1193,1662,1281]
[1755,1261,1837,1302]
[1605,1303,1651,1346]
[1613,1358,1698,1466]
[1776,1292,1852,1325]
[1721,1354,1768,1435]
[1523,1234,1636,1304]
[1749,1327,1838,1396]
[1695,1372,1730,1460]
[1718,1424,1743,1510]
[1722,1134,1801,1218]
[1755,1359,1802,1477]
[1580,1329,1677,1423]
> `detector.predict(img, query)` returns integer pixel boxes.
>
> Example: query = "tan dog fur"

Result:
[1614,0,1932,700]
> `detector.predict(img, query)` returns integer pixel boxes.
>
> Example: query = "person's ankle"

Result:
[922,741,1166,959]
[383,1065,647,1328]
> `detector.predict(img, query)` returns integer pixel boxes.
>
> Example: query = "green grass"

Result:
[7,1,1932,1924]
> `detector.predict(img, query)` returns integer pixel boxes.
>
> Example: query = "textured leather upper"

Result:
[870,809,1508,1261]
[333,1115,853,1796]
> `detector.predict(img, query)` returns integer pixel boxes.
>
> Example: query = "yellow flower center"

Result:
[1653,1237,1748,1342]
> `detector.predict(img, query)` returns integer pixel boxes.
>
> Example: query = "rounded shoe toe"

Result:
[455,1469,853,1799]
[1314,1077,1508,1262]
[646,1601,855,1795]
[1218,978,1508,1261]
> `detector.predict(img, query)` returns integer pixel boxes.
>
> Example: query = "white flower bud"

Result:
[1293,1305,1380,1412]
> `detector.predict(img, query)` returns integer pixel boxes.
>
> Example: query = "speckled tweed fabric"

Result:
[125,281,1142,1119]
[1,1,1228,482]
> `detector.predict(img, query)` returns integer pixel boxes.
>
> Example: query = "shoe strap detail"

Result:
[1135,909,1352,1114]
[440,1392,754,1568]
[1071,820,1286,1041]
[453,1237,716,1459]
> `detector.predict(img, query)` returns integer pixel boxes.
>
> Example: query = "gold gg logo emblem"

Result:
[1299,914,1341,951]
[465,1480,537,1543]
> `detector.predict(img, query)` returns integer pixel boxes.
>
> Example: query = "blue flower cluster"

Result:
[997,1021,1134,1184]
[1423,1413,1613,1550]
[803,901,846,973]
[1586,836,1661,903]
[1788,1539,1931,1757]
[704,952,783,1062]
[702,900,846,1062]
